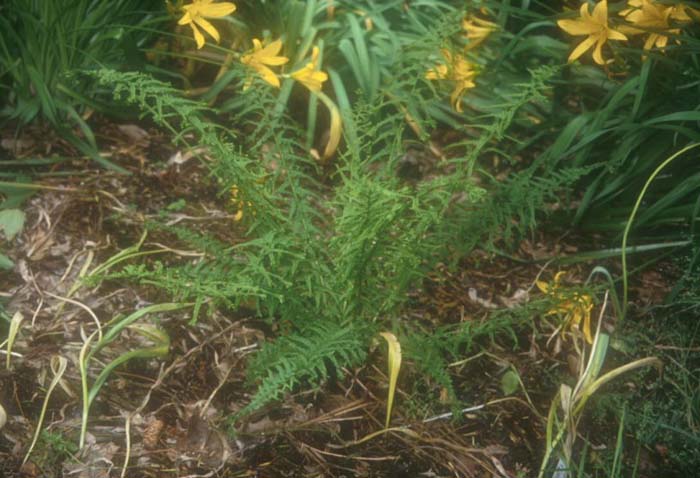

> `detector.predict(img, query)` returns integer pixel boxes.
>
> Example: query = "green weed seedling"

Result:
[77,302,188,449]
[25,430,78,473]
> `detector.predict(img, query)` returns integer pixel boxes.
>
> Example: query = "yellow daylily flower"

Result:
[537,272,594,344]
[240,39,289,88]
[178,0,236,49]
[462,15,498,50]
[426,49,477,112]
[619,0,679,50]
[669,3,700,21]
[290,47,328,92]
[557,0,628,65]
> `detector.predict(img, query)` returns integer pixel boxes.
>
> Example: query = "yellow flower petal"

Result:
[259,39,285,61]
[189,22,206,49]
[451,80,475,112]
[178,11,193,25]
[260,56,290,66]
[644,33,657,50]
[536,280,550,294]
[608,29,629,41]
[200,1,236,17]
[592,35,608,65]
[557,18,598,36]
[670,4,700,21]
[425,63,448,80]
[592,0,608,24]
[193,16,220,43]
[462,15,497,49]
[582,306,593,344]
[258,65,281,88]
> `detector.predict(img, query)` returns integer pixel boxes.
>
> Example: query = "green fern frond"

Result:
[239,319,371,418]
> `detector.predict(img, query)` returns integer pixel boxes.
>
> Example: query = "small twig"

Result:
[30,298,44,328]
[0,181,82,193]
[654,345,700,352]
[199,362,234,418]
[422,403,486,423]
[300,442,398,461]
[45,291,103,343]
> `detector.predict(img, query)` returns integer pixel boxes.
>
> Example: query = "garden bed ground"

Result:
[0,120,691,477]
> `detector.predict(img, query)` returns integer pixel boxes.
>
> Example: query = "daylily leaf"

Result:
[380,332,402,429]
[23,355,67,464]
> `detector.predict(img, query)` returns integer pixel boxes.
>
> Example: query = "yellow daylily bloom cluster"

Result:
[177,0,236,49]
[425,12,496,112]
[176,1,329,94]
[174,2,338,158]
[619,0,697,51]
[537,272,594,344]
[557,0,698,65]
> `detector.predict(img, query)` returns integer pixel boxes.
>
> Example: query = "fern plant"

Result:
[87,15,590,425]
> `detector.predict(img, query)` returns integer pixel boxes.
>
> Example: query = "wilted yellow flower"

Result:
[290,47,328,92]
[557,0,627,65]
[620,0,683,50]
[379,332,402,429]
[425,62,448,80]
[426,49,477,112]
[178,0,236,49]
[537,272,594,344]
[240,39,289,88]
[321,96,342,160]
[230,185,254,221]
[462,15,498,50]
